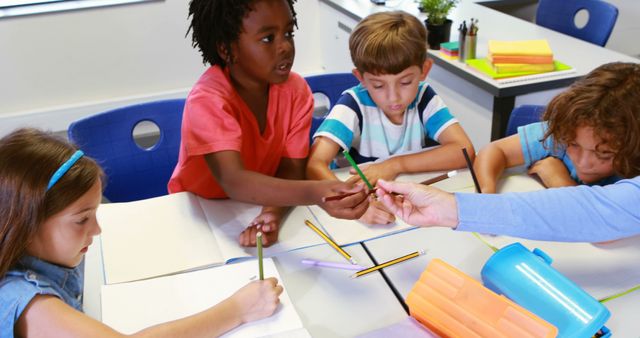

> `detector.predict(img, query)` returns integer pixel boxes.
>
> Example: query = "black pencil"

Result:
[462,148,482,194]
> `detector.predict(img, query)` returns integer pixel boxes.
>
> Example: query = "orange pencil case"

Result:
[406,258,558,337]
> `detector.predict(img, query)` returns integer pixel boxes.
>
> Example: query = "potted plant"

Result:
[419,0,458,50]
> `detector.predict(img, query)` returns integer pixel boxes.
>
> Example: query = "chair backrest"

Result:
[536,0,618,47]
[305,73,360,141]
[68,98,185,202]
[505,105,546,136]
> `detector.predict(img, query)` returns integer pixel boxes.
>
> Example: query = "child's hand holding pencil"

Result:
[318,180,369,220]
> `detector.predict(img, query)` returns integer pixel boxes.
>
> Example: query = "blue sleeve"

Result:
[0,276,59,337]
[454,176,640,242]
[518,121,555,168]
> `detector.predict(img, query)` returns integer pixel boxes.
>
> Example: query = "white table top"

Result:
[84,237,409,337]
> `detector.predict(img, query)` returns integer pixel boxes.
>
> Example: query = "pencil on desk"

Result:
[257,232,264,280]
[420,170,458,186]
[301,259,365,271]
[304,219,358,265]
[351,250,425,278]
[342,150,374,190]
[462,148,482,193]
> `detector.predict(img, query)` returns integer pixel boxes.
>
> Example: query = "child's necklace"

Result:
[378,109,408,155]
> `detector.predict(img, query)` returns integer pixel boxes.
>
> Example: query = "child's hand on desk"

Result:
[376,179,458,228]
[318,181,369,219]
[230,277,284,323]
[346,161,399,187]
[528,157,576,188]
[239,207,286,247]
[359,196,396,225]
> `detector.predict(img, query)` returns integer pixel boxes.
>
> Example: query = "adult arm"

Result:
[377,177,640,242]
[456,177,640,241]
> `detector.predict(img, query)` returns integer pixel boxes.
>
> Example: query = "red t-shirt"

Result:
[168,66,313,198]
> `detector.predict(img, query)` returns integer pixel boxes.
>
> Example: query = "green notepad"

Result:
[466,58,573,79]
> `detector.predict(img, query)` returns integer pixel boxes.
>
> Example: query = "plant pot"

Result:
[424,18,452,50]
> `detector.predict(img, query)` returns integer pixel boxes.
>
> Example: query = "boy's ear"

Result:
[421,59,434,79]
[352,68,365,82]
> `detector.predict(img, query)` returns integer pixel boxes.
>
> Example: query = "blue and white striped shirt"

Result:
[314,82,457,167]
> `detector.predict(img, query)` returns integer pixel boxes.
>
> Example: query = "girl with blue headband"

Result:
[0,128,283,337]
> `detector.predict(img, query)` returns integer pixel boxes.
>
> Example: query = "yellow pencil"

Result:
[304,219,357,265]
[352,250,425,278]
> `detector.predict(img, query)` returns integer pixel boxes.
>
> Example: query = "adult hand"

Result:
[375,179,458,228]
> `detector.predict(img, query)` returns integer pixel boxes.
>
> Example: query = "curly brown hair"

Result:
[349,11,427,75]
[543,62,640,178]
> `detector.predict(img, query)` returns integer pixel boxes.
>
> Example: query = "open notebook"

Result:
[101,258,311,337]
[97,193,326,284]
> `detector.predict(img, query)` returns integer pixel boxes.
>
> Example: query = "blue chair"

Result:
[305,73,359,141]
[68,98,185,202]
[536,0,618,46]
[505,105,546,136]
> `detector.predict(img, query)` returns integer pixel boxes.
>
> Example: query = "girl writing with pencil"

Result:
[169,0,369,248]
[0,128,284,337]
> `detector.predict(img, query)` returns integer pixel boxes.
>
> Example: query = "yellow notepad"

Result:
[488,39,553,56]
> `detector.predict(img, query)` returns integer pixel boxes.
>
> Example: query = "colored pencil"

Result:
[301,259,365,271]
[304,219,357,265]
[342,150,374,190]
[352,250,424,278]
[419,170,458,186]
[257,232,264,280]
[462,148,482,193]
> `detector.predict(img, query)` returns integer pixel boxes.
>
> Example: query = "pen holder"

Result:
[481,242,611,338]
[462,35,476,61]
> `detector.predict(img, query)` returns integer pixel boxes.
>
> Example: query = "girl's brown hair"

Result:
[543,62,640,178]
[0,128,103,278]
[349,11,427,75]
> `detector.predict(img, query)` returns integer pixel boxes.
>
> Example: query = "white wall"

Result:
[482,0,640,58]
[0,0,322,136]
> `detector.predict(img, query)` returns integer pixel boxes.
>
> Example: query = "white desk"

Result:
[84,237,409,337]
[318,0,639,146]
[364,228,640,336]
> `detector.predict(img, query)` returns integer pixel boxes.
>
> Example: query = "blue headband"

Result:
[46,150,84,191]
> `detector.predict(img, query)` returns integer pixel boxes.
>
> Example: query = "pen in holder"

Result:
[463,34,477,61]
[459,18,478,62]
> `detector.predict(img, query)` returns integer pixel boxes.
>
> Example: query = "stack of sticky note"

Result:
[439,41,459,59]
[488,39,555,74]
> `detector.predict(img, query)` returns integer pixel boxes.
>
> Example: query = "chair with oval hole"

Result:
[535,0,618,47]
[305,72,360,143]
[505,104,546,137]
[68,98,185,202]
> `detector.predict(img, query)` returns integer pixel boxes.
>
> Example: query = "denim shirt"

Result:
[0,256,84,338]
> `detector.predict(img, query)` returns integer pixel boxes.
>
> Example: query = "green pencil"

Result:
[342,150,374,190]
[257,232,264,280]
